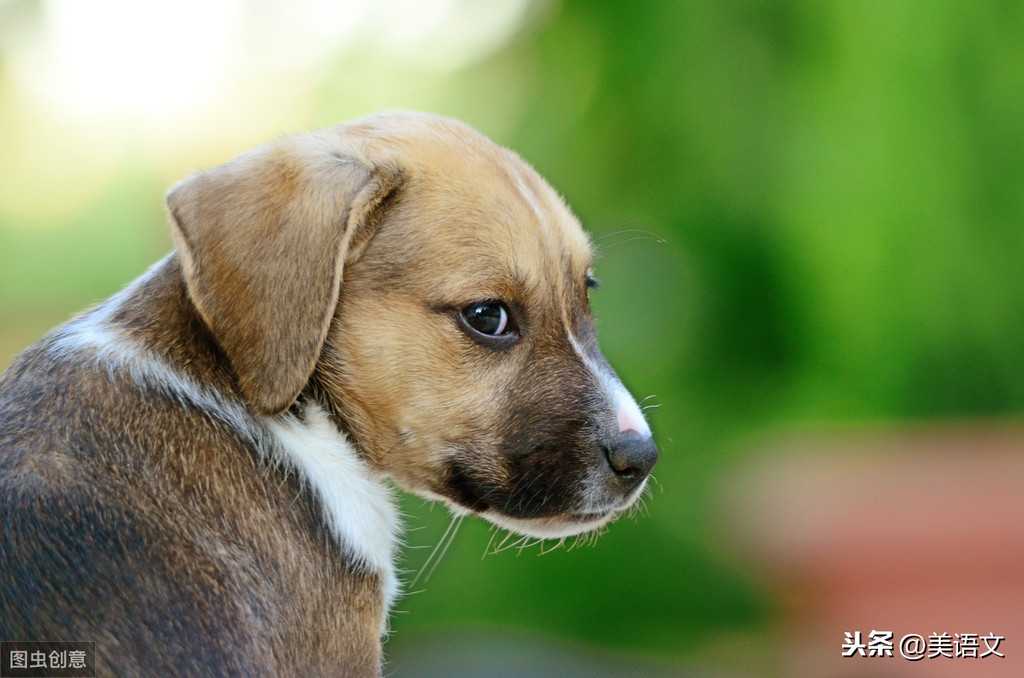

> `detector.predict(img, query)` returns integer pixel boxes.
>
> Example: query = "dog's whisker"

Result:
[638,394,661,413]
[538,537,566,556]
[497,531,535,555]
[593,220,656,241]
[409,512,463,588]
[507,470,544,507]
[596,235,668,252]
[644,475,657,494]
[513,536,537,555]
[578,531,597,551]
[369,433,410,472]
[627,495,650,519]
[422,513,464,584]
[494,530,519,554]
[483,526,501,559]
[402,587,429,598]
[593,224,666,249]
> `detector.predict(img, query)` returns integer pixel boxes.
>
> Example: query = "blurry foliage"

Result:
[2,0,1024,673]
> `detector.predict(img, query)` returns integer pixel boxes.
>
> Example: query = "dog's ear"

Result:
[166,135,401,416]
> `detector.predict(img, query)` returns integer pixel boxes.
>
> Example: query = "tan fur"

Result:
[320,119,596,494]
[166,134,403,415]
[0,111,656,676]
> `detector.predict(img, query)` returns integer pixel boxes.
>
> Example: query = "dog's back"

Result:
[0,257,384,676]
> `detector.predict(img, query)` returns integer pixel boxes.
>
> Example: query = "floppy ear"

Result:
[166,134,401,416]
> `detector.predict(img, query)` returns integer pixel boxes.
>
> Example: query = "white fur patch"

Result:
[48,264,258,445]
[266,407,400,612]
[514,171,549,236]
[566,330,651,437]
[611,380,650,436]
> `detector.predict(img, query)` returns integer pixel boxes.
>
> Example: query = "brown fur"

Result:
[0,112,656,676]
[0,260,385,675]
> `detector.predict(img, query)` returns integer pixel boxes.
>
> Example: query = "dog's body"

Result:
[0,112,657,676]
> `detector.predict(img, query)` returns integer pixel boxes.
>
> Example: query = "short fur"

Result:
[0,112,656,676]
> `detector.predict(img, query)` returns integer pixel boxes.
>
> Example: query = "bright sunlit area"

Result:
[0,0,539,217]
[3,1,1024,677]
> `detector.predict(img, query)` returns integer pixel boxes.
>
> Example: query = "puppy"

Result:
[0,112,657,676]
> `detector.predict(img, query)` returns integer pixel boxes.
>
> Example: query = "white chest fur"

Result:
[266,406,401,612]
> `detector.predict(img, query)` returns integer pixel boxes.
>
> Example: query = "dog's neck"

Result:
[91,254,244,399]
[112,257,366,450]
[47,254,403,616]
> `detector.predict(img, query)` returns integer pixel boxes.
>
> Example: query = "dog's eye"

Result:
[461,301,512,337]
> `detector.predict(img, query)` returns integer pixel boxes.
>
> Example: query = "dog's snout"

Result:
[604,431,658,488]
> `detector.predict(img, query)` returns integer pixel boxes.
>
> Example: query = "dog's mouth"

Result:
[479,508,620,540]
[414,484,625,539]
[427,448,652,540]
[472,478,649,540]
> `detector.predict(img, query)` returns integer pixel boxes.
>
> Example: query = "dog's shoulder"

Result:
[0,256,399,673]
[0,304,271,660]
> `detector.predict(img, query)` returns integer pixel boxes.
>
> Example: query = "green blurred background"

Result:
[2,1,1023,676]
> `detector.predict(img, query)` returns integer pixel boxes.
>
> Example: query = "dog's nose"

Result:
[604,431,658,490]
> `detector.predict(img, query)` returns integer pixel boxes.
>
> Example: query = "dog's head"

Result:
[167,112,657,539]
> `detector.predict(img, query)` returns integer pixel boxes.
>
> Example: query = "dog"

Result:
[0,111,657,676]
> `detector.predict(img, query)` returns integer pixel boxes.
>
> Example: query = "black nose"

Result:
[604,431,658,490]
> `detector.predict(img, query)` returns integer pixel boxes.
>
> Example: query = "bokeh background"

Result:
[2,2,1023,676]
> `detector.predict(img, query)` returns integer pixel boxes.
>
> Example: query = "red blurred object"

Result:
[723,425,1024,677]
